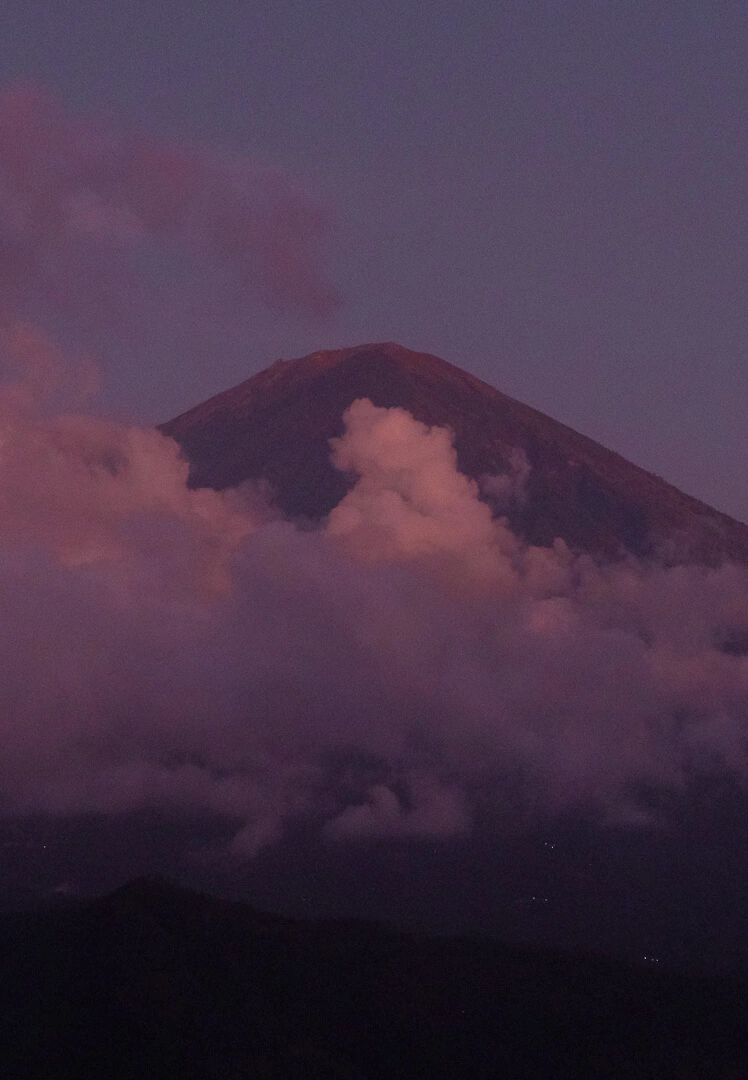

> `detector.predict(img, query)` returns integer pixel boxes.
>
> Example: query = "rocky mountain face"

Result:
[161,342,748,565]
[2,878,745,1079]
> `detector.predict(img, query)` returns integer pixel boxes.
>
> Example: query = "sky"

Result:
[0,0,745,520]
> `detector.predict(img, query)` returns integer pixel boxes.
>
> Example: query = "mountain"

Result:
[2,878,745,1079]
[161,342,748,565]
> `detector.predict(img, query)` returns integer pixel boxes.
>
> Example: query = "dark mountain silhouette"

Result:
[161,342,748,565]
[2,877,746,1079]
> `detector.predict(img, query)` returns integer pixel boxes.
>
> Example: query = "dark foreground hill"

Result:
[161,342,748,565]
[1,878,746,1079]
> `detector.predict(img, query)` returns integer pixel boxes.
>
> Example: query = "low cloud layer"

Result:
[1,366,747,856]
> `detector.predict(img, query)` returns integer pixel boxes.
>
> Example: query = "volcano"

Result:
[161,342,748,565]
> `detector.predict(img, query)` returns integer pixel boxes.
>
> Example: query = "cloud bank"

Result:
[1,370,748,856]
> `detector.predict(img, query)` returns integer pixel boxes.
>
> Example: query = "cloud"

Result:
[327,399,499,562]
[0,81,339,326]
[0,382,747,858]
[325,778,470,840]
[0,320,100,412]
[0,344,254,589]
[479,448,531,509]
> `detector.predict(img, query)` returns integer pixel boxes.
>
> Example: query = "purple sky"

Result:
[1,0,746,520]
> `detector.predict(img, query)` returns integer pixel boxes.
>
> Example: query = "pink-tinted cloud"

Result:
[325,779,470,840]
[0,81,339,325]
[327,399,499,563]
[0,388,747,857]
[0,327,254,590]
[0,320,100,411]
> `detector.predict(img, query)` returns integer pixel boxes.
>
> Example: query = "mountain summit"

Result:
[161,342,748,564]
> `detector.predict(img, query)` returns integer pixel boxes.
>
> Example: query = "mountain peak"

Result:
[160,344,748,565]
[306,340,436,365]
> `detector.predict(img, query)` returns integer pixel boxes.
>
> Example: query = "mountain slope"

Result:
[161,342,748,564]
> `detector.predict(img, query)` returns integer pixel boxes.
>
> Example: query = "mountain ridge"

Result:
[3,876,746,1078]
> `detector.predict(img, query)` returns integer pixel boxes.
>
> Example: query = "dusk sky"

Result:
[1,0,746,521]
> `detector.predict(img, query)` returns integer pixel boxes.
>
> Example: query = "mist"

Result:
[2,370,748,858]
